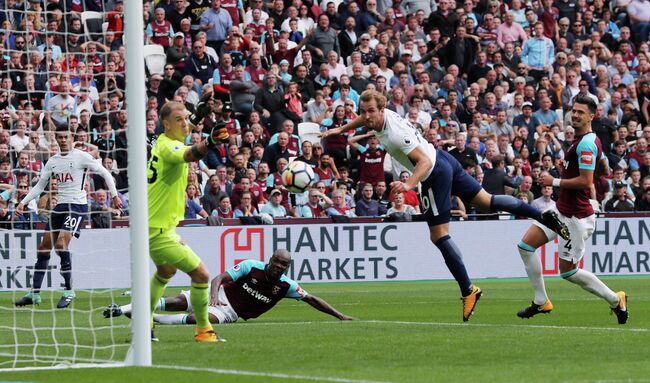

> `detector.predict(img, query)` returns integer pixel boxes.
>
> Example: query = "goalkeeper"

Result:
[147,94,229,343]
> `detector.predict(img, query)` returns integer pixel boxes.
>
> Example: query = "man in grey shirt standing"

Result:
[307,14,340,66]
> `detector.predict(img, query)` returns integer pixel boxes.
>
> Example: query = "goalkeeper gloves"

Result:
[190,92,215,127]
[206,120,229,148]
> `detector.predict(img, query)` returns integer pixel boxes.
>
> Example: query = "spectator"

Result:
[510,175,535,203]
[262,131,292,173]
[635,187,650,211]
[521,22,554,82]
[200,0,232,53]
[211,195,234,218]
[185,39,219,86]
[90,189,122,228]
[604,181,636,212]
[355,183,387,217]
[260,189,287,217]
[326,189,356,217]
[185,183,208,219]
[233,191,260,217]
[348,131,386,186]
[147,7,174,49]
[307,14,340,66]
[386,191,417,218]
[254,75,287,132]
[389,171,420,212]
[482,155,517,196]
[201,174,227,213]
[531,185,555,211]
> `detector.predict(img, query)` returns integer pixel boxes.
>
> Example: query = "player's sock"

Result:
[58,250,72,290]
[517,241,549,305]
[435,235,473,296]
[32,250,51,293]
[562,269,619,307]
[150,272,170,314]
[190,281,212,329]
[153,313,189,325]
[121,303,132,315]
[491,195,542,221]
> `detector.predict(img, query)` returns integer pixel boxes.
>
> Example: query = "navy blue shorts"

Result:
[46,203,89,238]
[420,150,482,226]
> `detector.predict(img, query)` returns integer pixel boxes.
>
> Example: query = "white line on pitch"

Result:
[228,320,649,333]
[154,365,393,383]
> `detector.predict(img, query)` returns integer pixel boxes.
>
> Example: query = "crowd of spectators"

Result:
[1,0,650,228]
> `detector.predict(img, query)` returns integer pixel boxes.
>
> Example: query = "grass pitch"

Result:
[1,277,648,383]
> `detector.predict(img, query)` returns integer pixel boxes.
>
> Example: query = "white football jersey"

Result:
[374,109,437,179]
[21,149,118,205]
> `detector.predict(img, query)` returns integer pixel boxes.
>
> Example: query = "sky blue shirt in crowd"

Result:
[200,7,232,41]
[532,109,559,126]
[521,37,554,70]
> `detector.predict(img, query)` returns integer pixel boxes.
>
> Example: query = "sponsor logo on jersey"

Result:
[54,173,74,183]
[580,151,593,165]
[242,282,271,303]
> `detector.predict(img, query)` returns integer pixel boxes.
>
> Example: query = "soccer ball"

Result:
[281,160,315,193]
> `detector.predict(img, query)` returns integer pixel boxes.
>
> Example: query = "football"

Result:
[281,160,315,193]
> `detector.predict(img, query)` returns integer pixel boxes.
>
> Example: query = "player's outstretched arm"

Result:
[209,272,233,306]
[319,115,365,139]
[303,294,356,321]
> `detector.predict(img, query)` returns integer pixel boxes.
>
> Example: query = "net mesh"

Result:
[0,1,132,369]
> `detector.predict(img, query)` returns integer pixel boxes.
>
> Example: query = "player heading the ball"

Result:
[320,89,570,322]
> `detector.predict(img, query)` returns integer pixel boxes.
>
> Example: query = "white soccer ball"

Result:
[281,160,315,193]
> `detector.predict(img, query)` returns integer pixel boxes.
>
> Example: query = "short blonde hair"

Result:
[359,89,387,109]
[160,101,187,124]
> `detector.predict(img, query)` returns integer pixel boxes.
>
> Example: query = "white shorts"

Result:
[180,286,239,324]
[533,205,596,263]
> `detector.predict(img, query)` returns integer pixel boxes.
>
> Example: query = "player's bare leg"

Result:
[429,224,481,322]
[54,231,75,308]
[559,259,628,324]
[471,190,570,240]
[14,231,59,307]
[516,225,554,318]
[188,263,221,342]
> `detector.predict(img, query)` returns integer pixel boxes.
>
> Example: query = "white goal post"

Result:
[124,0,152,368]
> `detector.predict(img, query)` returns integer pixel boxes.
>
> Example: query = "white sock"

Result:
[122,298,164,315]
[518,242,549,305]
[121,303,132,315]
[564,269,619,307]
[153,313,188,325]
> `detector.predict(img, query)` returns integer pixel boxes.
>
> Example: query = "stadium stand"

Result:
[0,0,649,225]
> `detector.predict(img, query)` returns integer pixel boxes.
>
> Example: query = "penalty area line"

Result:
[153,365,394,383]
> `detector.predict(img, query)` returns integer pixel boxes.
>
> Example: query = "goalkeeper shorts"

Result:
[149,227,202,273]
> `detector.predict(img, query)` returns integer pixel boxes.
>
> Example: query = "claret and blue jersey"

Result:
[224,259,308,320]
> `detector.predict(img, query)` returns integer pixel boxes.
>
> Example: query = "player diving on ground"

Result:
[104,249,356,324]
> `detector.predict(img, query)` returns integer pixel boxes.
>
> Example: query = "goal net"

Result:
[0,1,149,370]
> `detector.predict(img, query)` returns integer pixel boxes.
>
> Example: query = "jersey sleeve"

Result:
[283,277,308,300]
[226,259,262,281]
[576,136,598,171]
[158,138,187,165]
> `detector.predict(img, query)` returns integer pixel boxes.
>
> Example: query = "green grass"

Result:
[1,277,648,383]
